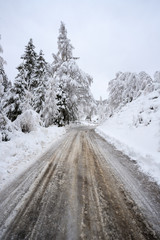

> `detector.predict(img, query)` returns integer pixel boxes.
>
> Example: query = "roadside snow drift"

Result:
[0,125,65,191]
[96,91,160,184]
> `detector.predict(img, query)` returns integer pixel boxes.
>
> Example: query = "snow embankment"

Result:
[96,91,160,184]
[0,125,66,191]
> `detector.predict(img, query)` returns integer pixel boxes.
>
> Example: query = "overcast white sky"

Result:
[1,0,160,99]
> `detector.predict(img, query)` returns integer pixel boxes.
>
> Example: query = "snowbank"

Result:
[0,125,66,191]
[96,91,160,184]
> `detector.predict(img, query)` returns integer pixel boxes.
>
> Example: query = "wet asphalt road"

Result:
[0,127,160,239]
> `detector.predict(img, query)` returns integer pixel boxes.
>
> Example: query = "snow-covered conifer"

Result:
[0,36,11,91]
[4,79,25,121]
[16,38,37,93]
[57,22,74,61]
[51,22,94,126]
[0,78,11,141]
[0,36,13,140]
[42,79,57,127]
[33,50,49,114]
[5,39,38,121]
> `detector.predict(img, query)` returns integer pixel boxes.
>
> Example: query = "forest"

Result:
[0,22,95,141]
[0,22,160,143]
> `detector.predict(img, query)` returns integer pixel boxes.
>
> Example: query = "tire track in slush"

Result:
[0,135,67,231]
[0,127,160,239]
[79,131,157,240]
[0,131,77,239]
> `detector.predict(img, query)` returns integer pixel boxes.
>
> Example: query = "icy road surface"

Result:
[0,127,160,239]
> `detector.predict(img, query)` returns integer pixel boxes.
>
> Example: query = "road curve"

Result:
[0,127,160,240]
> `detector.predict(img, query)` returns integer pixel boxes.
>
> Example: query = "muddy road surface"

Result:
[0,127,160,239]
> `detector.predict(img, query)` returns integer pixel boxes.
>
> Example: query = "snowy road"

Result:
[0,127,160,239]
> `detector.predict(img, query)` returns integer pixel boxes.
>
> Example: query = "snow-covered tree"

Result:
[0,39,13,141]
[4,39,39,121]
[107,71,155,115]
[53,59,94,125]
[0,35,11,92]
[95,97,108,122]
[138,71,154,93]
[57,21,74,61]
[51,22,94,126]
[42,79,57,127]
[153,71,160,91]
[154,71,160,83]
[4,78,26,121]
[33,50,49,114]
[0,36,5,97]
[16,38,37,92]
[108,72,126,112]
[52,22,75,125]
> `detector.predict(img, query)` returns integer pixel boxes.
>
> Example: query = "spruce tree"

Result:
[4,39,38,121]
[51,22,94,126]
[33,50,49,114]
[0,36,11,92]
[16,38,37,93]
[42,79,57,127]
[0,38,12,140]
[57,21,74,61]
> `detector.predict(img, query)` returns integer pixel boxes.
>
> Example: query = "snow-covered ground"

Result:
[96,91,160,184]
[0,125,66,191]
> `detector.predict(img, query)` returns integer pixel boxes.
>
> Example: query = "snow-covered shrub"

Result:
[0,114,15,141]
[133,113,152,128]
[14,110,42,133]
